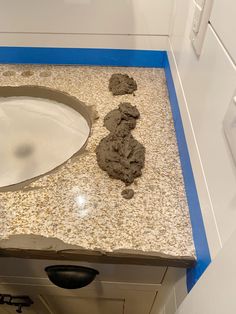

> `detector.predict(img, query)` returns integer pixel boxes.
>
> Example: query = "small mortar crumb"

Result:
[121,189,134,199]
[109,73,137,96]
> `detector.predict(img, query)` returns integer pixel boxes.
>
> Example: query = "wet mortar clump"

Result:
[96,102,145,190]
[109,74,137,96]
[104,102,139,135]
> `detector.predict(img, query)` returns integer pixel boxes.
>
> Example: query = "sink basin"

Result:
[0,86,91,188]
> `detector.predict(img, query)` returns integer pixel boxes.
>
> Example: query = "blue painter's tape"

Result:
[163,52,211,292]
[0,47,165,68]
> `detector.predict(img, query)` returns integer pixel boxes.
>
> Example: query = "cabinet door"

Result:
[0,295,123,314]
[40,295,124,314]
[0,280,158,314]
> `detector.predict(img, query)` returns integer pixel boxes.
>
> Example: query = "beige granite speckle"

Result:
[0,64,195,261]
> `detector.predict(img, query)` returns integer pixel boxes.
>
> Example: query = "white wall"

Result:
[176,228,236,314]
[169,0,236,260]
[0,0,173,50]
[210,0,236,64]
[155,0,236,313]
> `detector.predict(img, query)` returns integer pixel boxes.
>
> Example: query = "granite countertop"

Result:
[0,64,195,267]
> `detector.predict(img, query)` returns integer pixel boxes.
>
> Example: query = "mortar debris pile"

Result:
[109,73,137,96]
[96,102,145,188]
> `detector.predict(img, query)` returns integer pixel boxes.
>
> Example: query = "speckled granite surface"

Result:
[0,64,195,261]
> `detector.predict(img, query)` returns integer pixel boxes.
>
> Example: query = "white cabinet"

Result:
[0,294,49,314]
[0,258,166,285]
[0,280,158,314]
[41,294,124,314]
[0,258,164,314]
[0,305,37,313]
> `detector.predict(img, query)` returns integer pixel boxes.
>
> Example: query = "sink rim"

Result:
[0,85,93,192]
[0,85,92,128]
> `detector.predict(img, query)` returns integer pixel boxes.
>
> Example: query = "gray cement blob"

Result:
[109,74,137,96]
[96,102,145,198]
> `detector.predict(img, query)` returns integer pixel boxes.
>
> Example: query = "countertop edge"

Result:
[0,248,196,268]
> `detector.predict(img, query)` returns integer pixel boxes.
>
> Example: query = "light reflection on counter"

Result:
[74,194,90,218]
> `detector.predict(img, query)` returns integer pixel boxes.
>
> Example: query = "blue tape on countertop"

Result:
[0,47,165,68]
[163,52,211,292]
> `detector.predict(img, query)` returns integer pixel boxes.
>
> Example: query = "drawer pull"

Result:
[45,265,99,289]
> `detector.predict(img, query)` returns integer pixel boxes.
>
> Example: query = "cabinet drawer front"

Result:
[0,257,166,284]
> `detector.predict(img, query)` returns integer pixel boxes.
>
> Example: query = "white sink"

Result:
[0,87,91,188]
